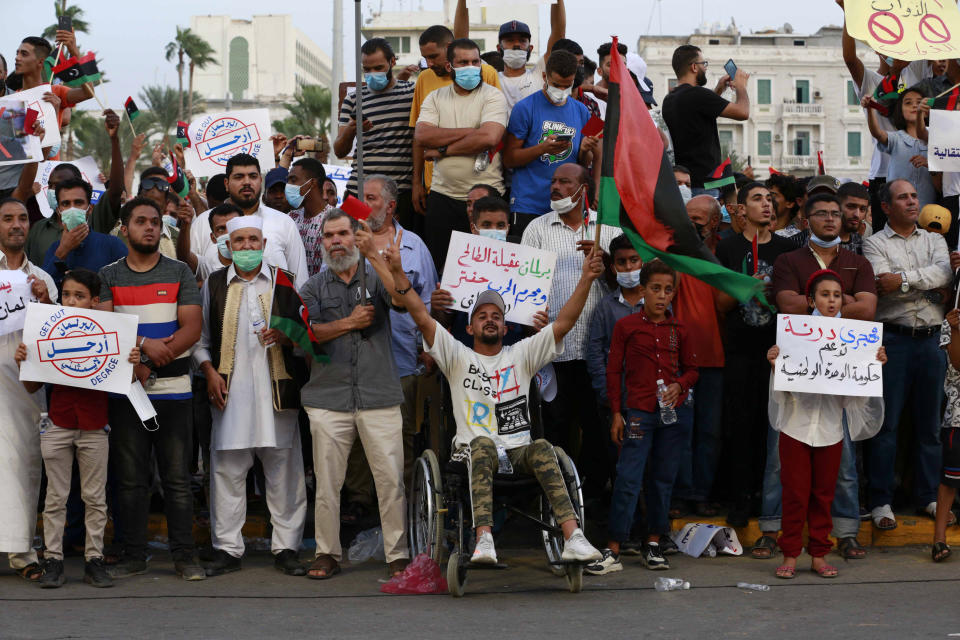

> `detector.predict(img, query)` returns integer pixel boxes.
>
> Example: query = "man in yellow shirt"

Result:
[409,25,501,216]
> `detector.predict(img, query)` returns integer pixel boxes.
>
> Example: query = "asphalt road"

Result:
[0,546,957,639]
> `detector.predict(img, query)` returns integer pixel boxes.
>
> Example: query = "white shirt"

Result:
[197,251,229,281]
[499,57,546,112]
[768,380,884,447]
[195,263,296,451]
[863,224,953,326]
[425,320,562,450]
[190,204,309,286]
[521,210,617,361]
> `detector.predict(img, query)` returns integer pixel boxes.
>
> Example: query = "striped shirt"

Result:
[98,256,201,399]
[339,79,415,193]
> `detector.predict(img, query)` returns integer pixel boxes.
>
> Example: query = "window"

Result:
[793,39,805,46]
[229,36,249,101]
[719,130,734,157]
[667,78,678,92]
[472,39,486,53]
[795,79,810,104]
[847,80,859,106]
[385,36,412,54]
[847,131,861,157]
[757,130,772,156]
[757,79,771,105]
[794,131,810,156]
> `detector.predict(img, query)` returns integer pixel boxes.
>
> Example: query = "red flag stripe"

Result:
[949,88,959,112]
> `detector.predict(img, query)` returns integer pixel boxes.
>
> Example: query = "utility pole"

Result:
[331,0,343,162]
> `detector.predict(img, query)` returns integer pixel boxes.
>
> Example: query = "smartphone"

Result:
[296,138,320,152]
[58,14,72,32]
[554,132,574,142]
[724,58,737,80]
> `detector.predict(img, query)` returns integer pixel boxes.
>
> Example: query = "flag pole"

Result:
[935,81,960,99]
[354,0,367,305]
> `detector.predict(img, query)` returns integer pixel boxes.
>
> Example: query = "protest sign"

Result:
[672,523,742,558]
[844,0,960,61]
[33,156,106,218]
[928,109,960,172]
[19,303,138,395]
[11,84,60,148]
[439,231,555,326]
[187,109,274,178]
[323,164,350,205]
[773,314,883,397]
[0,98,44,166]
[0,270,31,336]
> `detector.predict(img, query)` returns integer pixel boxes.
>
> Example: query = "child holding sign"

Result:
[14,268,140,589]
[767,269,886,579]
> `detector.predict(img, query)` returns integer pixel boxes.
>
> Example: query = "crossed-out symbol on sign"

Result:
[866,9,953,48]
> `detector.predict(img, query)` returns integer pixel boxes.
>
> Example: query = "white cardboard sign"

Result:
[186,109,275,179]
[12,84,61,147]
[33,156,106,219]
[0,270,31,336]
[929,109,960,172]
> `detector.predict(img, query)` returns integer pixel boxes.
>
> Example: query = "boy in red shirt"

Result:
[586,260,698,575]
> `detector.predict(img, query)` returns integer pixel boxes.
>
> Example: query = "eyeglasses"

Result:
[809,211,842,219]
[140,177,169,193]
[694,60,709,68]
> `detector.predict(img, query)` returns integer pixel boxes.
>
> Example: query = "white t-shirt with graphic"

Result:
[425,320,563,450]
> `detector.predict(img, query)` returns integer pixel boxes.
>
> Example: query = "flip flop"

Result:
[307,554,341,580]
[837,537,867,560]
[814,564,839,578]
[751,535,778,559]
[775,565,796,579]
[871,505,898,531]
[933,541,952,563]
[15,563,42,581]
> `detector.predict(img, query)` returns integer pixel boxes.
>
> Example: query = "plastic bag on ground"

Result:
[380,553,448,594]
[347,527,385,564]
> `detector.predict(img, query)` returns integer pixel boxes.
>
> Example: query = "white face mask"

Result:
[616,269,642,289]
[216,234,232,260]
[501,49,528,70]
[545,84,571,105]
[476,227,507,242]
[550,185,584,215]
[678,184,693,204]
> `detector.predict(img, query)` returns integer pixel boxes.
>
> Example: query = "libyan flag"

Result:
[270,269,329,363]
[50,51,101,87]
[166,151,189,199]
[597,36,764,304]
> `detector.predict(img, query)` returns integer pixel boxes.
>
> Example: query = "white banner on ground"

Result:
[19,303,138,394]
[323,163,350,205]
[773,314,884,397]
[439,231,556,326]
[33,156,106,219]
[0,270,31,336]
[929,110,960,172]
[11,84,60,147]
[672,523,742,558]
[0,97,44,166]
[187,109,274,179]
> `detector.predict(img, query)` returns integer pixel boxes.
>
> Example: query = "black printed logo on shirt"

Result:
[495,396,531,435]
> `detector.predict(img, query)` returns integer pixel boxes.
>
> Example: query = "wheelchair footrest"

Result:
[547,559,592,567]
[463,561,510,570]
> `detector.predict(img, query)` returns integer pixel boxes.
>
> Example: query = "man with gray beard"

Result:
[298,209,411,579]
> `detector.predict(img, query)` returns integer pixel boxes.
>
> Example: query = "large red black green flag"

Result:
[270,269,328,362]
[597,37,764,303]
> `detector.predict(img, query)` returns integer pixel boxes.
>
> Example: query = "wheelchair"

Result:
[407,377,587,596]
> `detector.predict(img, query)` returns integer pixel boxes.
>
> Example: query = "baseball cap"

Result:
[639,77,657,106]
[264,167,288,190]
[919,203,951,235]
[498,20,532,40]
[470,290,506,321]
[806,175,839,194]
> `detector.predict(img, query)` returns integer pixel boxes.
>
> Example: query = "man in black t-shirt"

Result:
[714,182,794,529]
[662,45,750,192]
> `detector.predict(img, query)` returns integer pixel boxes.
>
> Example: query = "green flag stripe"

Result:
[270,316,330,362]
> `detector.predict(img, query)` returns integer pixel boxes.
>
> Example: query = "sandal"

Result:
[871,505,897,531]
[388,558,409,577]
[775,565,796,579]
[307,554,341,580]
[837,536,867,560]
[933,541,952,563]
[921,502,958,526]
[814,563,839,578]
[750,535,778,560]
[16,563,43,581]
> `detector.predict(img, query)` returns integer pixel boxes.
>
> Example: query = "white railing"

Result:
[781,103,825,116]
[781,155,816,168]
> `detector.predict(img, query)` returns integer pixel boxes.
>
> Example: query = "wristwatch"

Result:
[395,286,411,296]
[437,145,448,157]
[899,272,909,293]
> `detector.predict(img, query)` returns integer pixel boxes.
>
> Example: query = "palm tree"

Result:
[182,33,217,124]
[138,84,204,143]
[272,85,333,159]
[42,2,90,41]
[164,27,193,122]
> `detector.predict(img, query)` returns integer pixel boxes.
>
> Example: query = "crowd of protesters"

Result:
[2,0,960,591]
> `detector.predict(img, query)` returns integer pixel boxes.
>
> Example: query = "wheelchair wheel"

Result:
[447,551,467,597]
[541,447,585,576]
[565,564,583,593]
[408,450,444,563]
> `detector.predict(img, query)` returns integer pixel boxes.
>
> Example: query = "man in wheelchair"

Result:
[382,239,604,566]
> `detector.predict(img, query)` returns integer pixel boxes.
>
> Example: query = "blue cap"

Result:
[498,20,532,39]
[265,167,288,190]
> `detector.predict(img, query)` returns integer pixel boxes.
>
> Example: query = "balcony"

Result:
[781,155,816,169]
[781,102,825,117]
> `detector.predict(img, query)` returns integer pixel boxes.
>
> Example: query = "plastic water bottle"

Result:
[656,379,677,425]
[654,577,690,591]
[736,582,771,592]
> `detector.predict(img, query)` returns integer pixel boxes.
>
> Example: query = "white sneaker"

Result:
[561,528,603,562]
[471,531,497,564]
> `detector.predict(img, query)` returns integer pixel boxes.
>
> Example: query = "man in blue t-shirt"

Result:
[504,49,598,238]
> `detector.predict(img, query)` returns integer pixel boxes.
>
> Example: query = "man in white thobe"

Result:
[0,199,57,581]
[194,216,307,577]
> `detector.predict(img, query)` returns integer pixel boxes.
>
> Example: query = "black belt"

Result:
[883,323,940,338]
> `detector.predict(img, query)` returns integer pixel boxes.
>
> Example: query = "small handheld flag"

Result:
[176,121,190,147]
[703,157,735,190]
[124,97,140,122]
[751,233,759,276]
[926,86,960,111]
[817,150,825,175]
[51,52,100,88]
[341,194,372,221]
[167,151,189,198]
[270,269,329,362]
[581,114,605,138]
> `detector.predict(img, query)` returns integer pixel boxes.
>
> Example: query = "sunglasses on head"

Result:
[140,177,169,192]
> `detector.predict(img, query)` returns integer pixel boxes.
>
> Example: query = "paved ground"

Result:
[0,545,957,640]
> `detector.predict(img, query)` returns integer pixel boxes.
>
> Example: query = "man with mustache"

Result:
[662,45,750,195]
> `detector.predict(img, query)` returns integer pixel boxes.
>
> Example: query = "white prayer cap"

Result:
[626,53,650,92]
[226,215,263,235]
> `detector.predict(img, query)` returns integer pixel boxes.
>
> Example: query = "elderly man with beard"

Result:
[188,154,308,286]
[298,209,411,579]
[662,45,749,194]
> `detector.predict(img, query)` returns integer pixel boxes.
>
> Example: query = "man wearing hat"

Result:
[193,215,307,578]
[383,233,605,566]
[263,167,291,214]
[783,175,841,249]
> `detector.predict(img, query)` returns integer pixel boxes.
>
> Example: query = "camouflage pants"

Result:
[466,436,576,529]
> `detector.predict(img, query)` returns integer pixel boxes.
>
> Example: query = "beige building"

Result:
[189,14,333,120]
[640,23,883,180]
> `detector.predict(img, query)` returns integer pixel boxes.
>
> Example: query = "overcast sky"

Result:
[2,0,846,111]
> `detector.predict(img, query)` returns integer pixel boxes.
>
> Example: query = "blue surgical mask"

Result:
[60,207,88,231]
[46,189,58,210]
[285,180,312,209]
[454,66,482,91]
[809,233,842,249]
[616,269,642,289]
[216,234,232,260]
[46,143,61,159]
[163,215,178,229]
[365,71,390,91]
[477,228,507,242]
[232,249,263,272]
[720,205,731,224]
